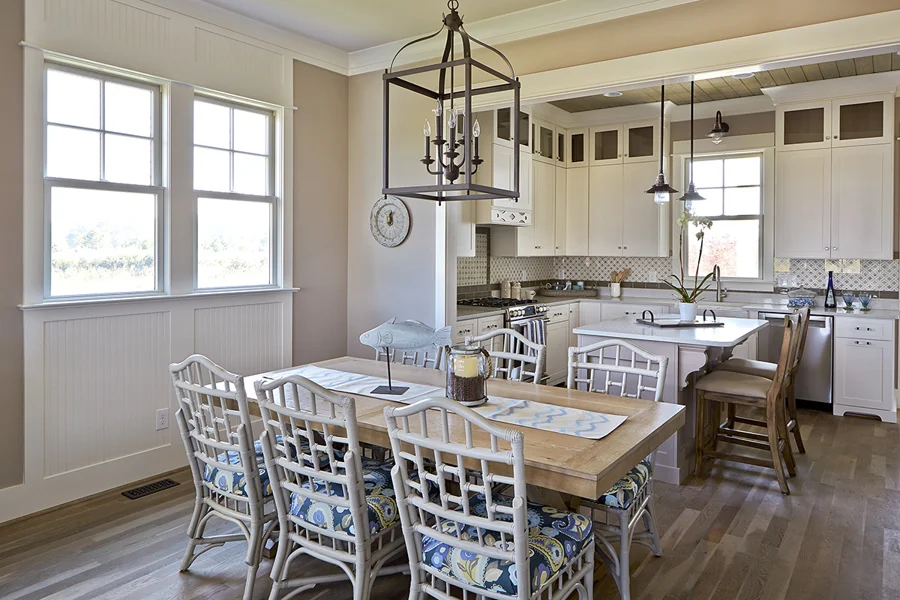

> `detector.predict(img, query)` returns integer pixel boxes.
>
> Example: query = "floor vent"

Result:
[122,478,180,500]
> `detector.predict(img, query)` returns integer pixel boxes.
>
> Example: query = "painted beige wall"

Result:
[0,0,24,490]
[671,111,775,142]
[292,60,350,364]
[346,71,437,358]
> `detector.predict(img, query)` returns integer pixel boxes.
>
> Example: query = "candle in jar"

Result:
[452,353,479,378]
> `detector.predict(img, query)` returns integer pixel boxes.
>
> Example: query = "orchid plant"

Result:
[662,207,714,303]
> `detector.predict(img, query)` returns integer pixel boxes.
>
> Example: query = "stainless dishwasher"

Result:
[756,311,833,405]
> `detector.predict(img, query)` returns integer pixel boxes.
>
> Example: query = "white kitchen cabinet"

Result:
[556,130,566,166]
[452,321,477,344]
[451,201,476,258]
[567,128,588,168]
[588,164,623,256]
[588,161,669,257]
[568,303,580,349]
[589,125,622,166]
[775,149,832,259]
[566,167,590,255]
[830,144,893,259]
[490,143,533,213]
[554,166,567,255]
[578,302,602,327]
[546,320,570,385]
[833,321,897,423]
[532,118,556,164]
[775,144,894,260]
[494,105,531,152]
[776,94,894,151]
[476,315,503,336]
[532,160,556,255]
[473,111,532,226]
[623,120,658,164]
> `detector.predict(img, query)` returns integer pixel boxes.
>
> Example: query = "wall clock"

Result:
[370,196,410,248]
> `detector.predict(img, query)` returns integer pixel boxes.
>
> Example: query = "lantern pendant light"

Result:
[646,84,678,205]
[382,0,521,204]
[677,81,705,208]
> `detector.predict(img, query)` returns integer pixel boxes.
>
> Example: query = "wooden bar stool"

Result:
[715,307,810,454]
[694,314,800,495]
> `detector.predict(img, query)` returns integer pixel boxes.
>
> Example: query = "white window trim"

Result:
[672,133,775,292]
[192,94,281,292]
[42,62,167,301]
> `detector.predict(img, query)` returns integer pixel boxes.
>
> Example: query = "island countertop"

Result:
[573,316,768,347]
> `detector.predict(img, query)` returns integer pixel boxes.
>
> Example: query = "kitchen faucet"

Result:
[713,265,727,302]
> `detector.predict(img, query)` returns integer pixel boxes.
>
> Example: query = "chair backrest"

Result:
[768,314,801,404]
[384,397,531,600]
[255,375,370,556]
[169,354,263,507]
[791,307,812,376]
[467,327,546,384]
[375,346,444,370]
[567,339,669,402]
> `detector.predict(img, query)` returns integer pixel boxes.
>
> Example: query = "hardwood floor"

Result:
[1,406,898,600]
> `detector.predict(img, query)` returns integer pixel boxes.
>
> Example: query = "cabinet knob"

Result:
[834,135,839,139]
[825,247,829,250]
[826,135,831,140]
[624,154,628,157]
[618,246,622,249]
[618,154,622,158]
[832,247,837,251]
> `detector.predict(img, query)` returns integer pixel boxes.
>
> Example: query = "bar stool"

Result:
[714,307,810,454]
[694,314,800,495]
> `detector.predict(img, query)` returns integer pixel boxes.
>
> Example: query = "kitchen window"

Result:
[193,97,277,289]
[44,65,163,298]
[685,154,764,280]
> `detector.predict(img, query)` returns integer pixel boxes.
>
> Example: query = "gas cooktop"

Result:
[458,298,538,308]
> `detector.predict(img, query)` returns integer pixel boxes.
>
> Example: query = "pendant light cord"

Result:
[658,84,665,175]
[689,81,694,185]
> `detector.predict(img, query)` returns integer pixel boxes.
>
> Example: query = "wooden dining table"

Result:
[244,356,686,502]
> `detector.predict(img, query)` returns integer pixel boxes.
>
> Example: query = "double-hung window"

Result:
[685,154,764,280]
[193,98,276,290]
[44,65,162,298]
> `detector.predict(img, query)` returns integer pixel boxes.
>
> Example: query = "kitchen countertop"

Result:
[456,306,506,321]
[573,317,768,347]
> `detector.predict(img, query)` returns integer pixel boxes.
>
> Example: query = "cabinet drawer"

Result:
[452,322,477,343]
[477,315,504,335]
[835,318,892,341]
[547,305,570,325]
[601,304,670,321]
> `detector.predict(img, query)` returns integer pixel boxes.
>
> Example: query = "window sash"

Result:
[44,180,165,299]
[685,215,763,281]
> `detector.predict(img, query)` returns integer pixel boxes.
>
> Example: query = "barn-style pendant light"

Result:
[708,110,730,144]
[646,84,678,205]
[382,0,521,204]
[678,81,705,207]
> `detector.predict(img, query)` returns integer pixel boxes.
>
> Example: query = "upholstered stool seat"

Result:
[695,370,774,400]
[714,358,777,380]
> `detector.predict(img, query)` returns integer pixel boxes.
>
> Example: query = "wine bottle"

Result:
[824,270,836,309]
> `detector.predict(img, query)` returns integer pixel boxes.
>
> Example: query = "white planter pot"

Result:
[679,302,698,322]
[609,282,621,298]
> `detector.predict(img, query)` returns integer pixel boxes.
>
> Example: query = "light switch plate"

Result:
[156,408,169,431]
[647,270,658,283]
[841,259,861,274]
[825,259,841,274]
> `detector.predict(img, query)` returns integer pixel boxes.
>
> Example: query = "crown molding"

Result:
[667,95,775,121]
[762,71,900,104]
[346,0,700,76]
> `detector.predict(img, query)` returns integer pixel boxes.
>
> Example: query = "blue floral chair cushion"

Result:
[422,495,593,596]
[595,458,652,509]
[289,456,401,536]
[203,437,329,499]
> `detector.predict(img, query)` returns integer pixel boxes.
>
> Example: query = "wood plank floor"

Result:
[1,406,898,600]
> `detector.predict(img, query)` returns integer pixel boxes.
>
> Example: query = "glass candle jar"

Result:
[446,344,492,407]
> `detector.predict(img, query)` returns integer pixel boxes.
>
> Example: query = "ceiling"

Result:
[198,0,562,52]
[551,52,900,112]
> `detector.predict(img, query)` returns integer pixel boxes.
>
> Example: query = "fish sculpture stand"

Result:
[359,318,452,395]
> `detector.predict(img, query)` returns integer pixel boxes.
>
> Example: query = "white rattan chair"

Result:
[567,339,669,600]
[170,354,277,600]
[255,375,407,600]
[375,347,444,370]
[384,396,595,600]
[467,327,546,384]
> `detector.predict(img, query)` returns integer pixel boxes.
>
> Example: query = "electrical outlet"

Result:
[648,270,658,283]
[156,408,169,431]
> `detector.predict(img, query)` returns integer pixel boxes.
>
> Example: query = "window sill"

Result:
[19,287,298,311]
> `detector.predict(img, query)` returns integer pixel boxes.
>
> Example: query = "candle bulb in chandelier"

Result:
[423,120,432,160]
[473,119,480,159]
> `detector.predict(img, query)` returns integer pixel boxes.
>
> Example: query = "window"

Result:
[45,65,161,298]
[685,154,763,280]
[193,98,276,289]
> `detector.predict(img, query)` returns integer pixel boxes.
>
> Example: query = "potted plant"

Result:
[662,208,714,322]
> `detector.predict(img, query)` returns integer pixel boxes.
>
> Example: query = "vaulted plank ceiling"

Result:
[551,53,900,112]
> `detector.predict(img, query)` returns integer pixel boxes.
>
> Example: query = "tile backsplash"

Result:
[457,231,900,293]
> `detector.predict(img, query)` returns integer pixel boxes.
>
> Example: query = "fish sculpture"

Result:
[359,318,452,351]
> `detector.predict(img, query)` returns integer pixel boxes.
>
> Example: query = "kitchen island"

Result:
[574,316,768,484]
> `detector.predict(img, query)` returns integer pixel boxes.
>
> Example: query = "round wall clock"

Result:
[370,196,410,248]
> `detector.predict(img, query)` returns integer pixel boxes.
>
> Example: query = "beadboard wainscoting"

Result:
[2,291,293,524]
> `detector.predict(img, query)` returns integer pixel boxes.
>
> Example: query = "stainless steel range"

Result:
[457,298,549,328]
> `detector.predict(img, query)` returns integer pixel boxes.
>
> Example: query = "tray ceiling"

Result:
[552,53,900,112]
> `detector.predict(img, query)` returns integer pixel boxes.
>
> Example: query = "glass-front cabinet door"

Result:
[494,106,532,151]
[832,95,893,147]
[776,101,832,151]
[623,121,658,163]
[557,130,566,165]
[567,128,588,167]
[589,126,622,166]
[532,118,555,163]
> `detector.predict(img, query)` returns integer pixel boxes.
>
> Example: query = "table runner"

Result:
[263,365,626,440]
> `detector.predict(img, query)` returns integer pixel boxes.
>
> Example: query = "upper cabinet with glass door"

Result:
[589,126,622,166]
[567,128,588,167]
[623,120,658,163]
[494,106,532,152]
[532,118,556,164]
[776,94,894,151]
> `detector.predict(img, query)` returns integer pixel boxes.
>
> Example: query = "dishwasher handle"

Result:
[758,312,832,329]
